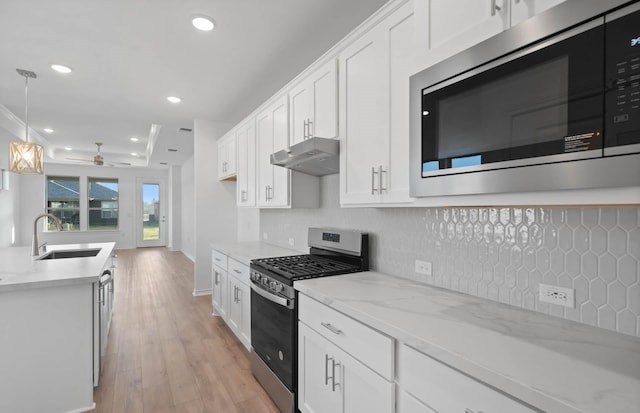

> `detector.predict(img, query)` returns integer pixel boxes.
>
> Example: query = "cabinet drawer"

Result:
[399,391,436,413]
[400,345,537,413]
[228,258,250,285]
[212,250,227,271]
[298,293,394,380]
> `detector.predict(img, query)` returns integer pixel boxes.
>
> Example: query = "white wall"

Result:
[237,208,260,242]
[193,119,237,295]
[17,162,169,249]
[168,165,182,251]
[0,172,21,247]
[180,156,195,261]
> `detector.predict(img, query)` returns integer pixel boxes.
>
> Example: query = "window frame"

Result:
[45,175,81,231]
[87,177,119,231]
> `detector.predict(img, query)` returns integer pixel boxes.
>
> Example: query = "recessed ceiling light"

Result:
[131,152,138,156]
[51,64,72,74]
[167,96,182,103]
[130,137,139,142]
[64,147,72,151]
[43,128,54,133]
[192,16,215,31]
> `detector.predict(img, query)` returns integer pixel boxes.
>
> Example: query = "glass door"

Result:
[137,178,166,247]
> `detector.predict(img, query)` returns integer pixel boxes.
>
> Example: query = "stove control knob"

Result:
[275,284,283,293]
[269,281,277,290]
[262,278,269,286]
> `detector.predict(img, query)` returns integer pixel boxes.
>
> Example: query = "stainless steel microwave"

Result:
[410,0,640,197]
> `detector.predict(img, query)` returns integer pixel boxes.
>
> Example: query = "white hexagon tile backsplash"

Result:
[261,205,640,337]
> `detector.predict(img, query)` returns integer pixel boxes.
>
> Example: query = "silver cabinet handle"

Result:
[464,409,484,413]
[325,354,330,385]
[214,257,221,262]
[371,167,379,195]
[265,185,269,201]
[331,360,340,392]
[233,269,242,274]
[241,189,247,202]
[321,322,343,335]
[303,119,308,139]
[236,287,241,303]
[308,119,313,138]
[491,0,501,15]
[379,165,387,193]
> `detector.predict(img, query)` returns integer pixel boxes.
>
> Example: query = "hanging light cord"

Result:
[24,74,29,143]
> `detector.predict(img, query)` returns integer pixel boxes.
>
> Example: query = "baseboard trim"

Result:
[192,288,212,296]
[182,251,195,262]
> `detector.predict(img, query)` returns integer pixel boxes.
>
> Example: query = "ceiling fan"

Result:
[66,142,131,166]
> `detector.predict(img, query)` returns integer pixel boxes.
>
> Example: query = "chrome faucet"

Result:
[32,213,62,256]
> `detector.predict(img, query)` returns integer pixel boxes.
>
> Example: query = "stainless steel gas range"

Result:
[249,228,369,413]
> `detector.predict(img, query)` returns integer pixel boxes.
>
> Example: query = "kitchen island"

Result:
[0,242,115,413]
[295,271,640,413]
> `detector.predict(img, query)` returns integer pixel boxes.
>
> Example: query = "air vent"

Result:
[178,127,193,132]
[168,148,178,152]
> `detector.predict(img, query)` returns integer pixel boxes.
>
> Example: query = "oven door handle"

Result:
[251,283,294,309]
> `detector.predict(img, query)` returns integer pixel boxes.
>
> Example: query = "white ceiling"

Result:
[0,0,388,168]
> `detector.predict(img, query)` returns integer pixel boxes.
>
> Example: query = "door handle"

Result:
[371,166,379,195]
[331,359,340,392]
[325,354,331,385]
[491,0,502,15]
[320,322,343,335]
[379,165,387,193]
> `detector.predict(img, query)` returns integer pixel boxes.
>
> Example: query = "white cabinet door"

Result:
[510,0,565,26]
[339,1,414,206]
[290,59,338,145]
[237,280,251,348]
[298,323,394,413]
[400,391,438,413]
[271,97,291,206]
[237,118,256,207]
[257,95,291,207]
[339,26,388,205]
[290,82,311,146]
[227,276,242,334]
[298,323,343,413]
[217,133,237,180]
[212,265,228,320]
[311,59,338,140]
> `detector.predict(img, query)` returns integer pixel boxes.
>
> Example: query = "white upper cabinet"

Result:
[236,117,257,207]
[290,59,339,145]
[256,95,320,208]
[415,0,566,71]
[510,0,566,26]
[217,131,237,180]
[339,1,414,206]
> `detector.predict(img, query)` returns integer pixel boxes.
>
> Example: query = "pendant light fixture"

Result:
[9,69,44,174]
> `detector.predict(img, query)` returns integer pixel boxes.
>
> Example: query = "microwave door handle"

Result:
[250,283,294,309]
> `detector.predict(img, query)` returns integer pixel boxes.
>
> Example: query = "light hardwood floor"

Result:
[93,248,279,413]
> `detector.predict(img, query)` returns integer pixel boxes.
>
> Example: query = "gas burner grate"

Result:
[253,254,359,279]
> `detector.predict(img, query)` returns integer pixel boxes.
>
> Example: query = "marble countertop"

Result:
[211,241,301,266]
[295,271,640,413]
[0,242,116,292]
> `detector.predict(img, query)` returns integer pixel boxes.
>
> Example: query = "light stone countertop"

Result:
[211,241,301,266]
[294,271,640,413]
[0,242,116,292]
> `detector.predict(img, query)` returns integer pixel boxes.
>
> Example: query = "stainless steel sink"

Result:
[37,248,102,260]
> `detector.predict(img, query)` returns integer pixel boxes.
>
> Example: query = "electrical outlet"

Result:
[415,260,432,276]
[539,283,575,308]
[263,232,268,240]
[288,238,295,247]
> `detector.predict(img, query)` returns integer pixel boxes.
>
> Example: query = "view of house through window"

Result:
[88,178,119,230]
[46,176,80,231]
[143,183,160,240]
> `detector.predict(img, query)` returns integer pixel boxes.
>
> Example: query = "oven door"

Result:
[420,19,605,177]
[250,283,296,391]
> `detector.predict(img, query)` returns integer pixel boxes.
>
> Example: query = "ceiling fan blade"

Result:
[106,162,131,167]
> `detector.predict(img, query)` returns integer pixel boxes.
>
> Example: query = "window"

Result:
[88,178,119,230]
[46,176,80,231]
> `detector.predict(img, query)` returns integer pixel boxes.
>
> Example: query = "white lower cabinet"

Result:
[298,323,395,413]
[399,391,437,413]
[227,258,251,350]
[298,293,395,413]
[211,249,251,350]
[399,344,536,413]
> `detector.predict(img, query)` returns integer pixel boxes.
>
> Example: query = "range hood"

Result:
[270,137,339,176]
